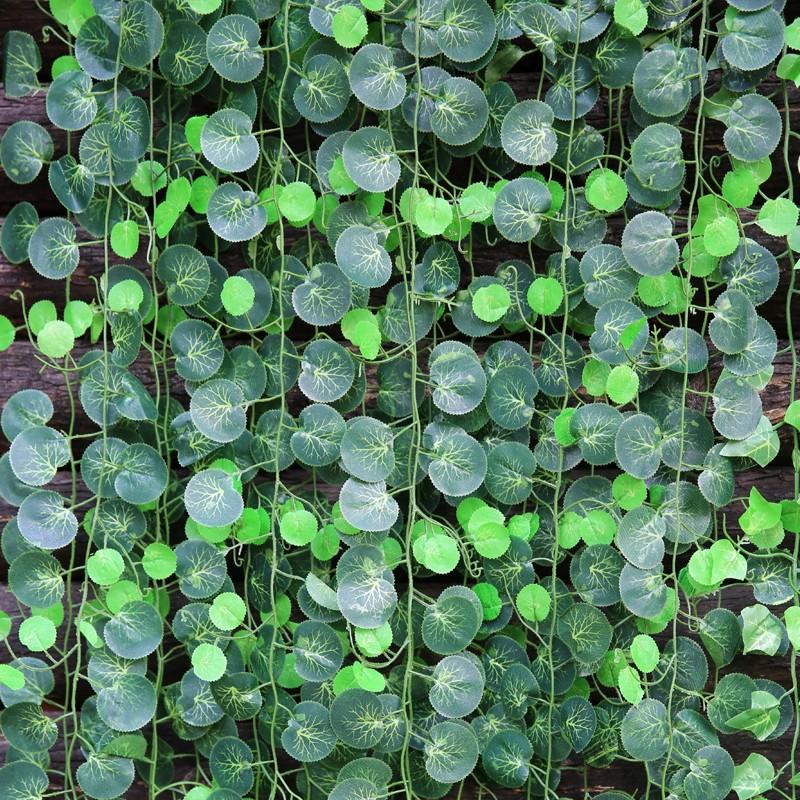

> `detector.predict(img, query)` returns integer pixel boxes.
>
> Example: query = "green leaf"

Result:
[516,584,550,622]
[740,604,783,656]
[742,486,782,532]
[111,220,139,258]
[786,400,800,429]
[732,752,775,800]
[191,643,227,682]
[142,543,176,580]
[414,530,460,574]
[527,277,563,315]
[189,175,216,215]
[28,301,56,335]
[787,18,800,50]
[0,315,16,351]
[19,616,57,651]
[278,181,316,224]
[184,115,208,153]
[207,15,263,83]
[585,168,627,212]
[189,0,221,13]
[415,195,453,236]
[472,284,511,322]
[0,664,25,690]
[51,54,79,79]
[332,6,368,48]
[785,606,800,649]
[620,316,647,351]
[621,699,669,761]
[108,279,144,314]
[612,474,647,510]
[614,0,648,35]
[630,634,659,672]
[617,666,643,704]
[37,320,74,358]
[355,623,392,657]
[0,762,48,800]
[688,540,747,586]
[425,721,479,782]
[723,169,759,207]
[685,746,734,800]
[474,582,502,621]
[606,364,639,405]
[87,548,125,585]
[459,183,495,222]
[131,160,167,197]
[757,198,798,236]
[704,215,740,258]
[221,275,256,316]
[281,509,318,546]
[726,690,780,740]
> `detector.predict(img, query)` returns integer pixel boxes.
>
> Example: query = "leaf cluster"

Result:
[0,0,799,798]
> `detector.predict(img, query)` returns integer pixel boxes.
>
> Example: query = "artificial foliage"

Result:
[0,0,799,799]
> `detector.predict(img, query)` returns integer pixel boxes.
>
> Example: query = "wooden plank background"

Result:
[1,3,799,799]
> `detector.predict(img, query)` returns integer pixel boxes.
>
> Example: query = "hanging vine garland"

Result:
[0,1,799,799]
